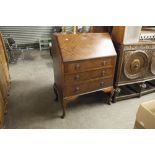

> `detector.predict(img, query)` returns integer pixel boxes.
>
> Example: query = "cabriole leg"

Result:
[53,83,58,101]
[107,89,114,105]
[60,99,68,119]
[112,86,120,103]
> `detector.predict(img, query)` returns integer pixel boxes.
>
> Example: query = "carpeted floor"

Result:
[5,50,155,128]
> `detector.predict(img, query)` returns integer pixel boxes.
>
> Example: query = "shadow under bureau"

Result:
[52,33,117,118]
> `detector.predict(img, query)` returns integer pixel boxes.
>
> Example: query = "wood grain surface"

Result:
[53,33,116,62]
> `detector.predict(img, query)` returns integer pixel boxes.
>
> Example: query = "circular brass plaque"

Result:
[151,55,155,75]
[124,50,149,79]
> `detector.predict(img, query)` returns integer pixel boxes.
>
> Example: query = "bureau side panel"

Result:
[52,35,64,94]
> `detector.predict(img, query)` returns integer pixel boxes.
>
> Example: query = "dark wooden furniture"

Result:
[52,33,117,118]
[112,26,155,102]
[114,79,155,102]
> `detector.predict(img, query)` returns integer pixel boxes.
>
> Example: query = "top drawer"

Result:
[64,57,115,73]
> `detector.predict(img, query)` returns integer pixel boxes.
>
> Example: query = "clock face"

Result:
[124,50,149,79]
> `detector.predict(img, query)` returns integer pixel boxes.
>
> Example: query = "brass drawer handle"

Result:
[101,61,107,66]
[75,63,80,70]
[75,86,80,92]
[100,82,104,87]
[101,70,106,76]
[74,74,80,80]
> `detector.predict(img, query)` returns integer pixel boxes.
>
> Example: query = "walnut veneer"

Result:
[52,33,117,118]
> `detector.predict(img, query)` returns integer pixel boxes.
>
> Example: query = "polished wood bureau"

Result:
[52,33,117,118]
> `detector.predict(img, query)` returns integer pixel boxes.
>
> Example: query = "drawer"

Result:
[63,77,113,97]
[64,68,114,85]
[64,57,115,73]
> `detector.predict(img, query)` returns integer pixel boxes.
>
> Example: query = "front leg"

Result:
[60,99,68,119]
[53,83,58,101]
[112,87,121,103]
[138,83,146,98]
[107,89,114,105]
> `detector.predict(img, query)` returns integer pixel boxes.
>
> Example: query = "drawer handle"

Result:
[100,82,104,87]
[101,61,107,66]
[75,86,80,92]
[74,74,80,80]
[75,63,80,70]
[101,70,106,76]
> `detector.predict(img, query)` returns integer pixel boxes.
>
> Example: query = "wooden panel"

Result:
[64,57,115,73]
[93,26,110,33]
[53,33,117,62]
[0,57,8,100]
[0,33,10,128]
[64,77,113,97]
[52,34,64,92]
[0,91,4,128]
[0,33,9,64]
[0,33,10,88]
[64,68,114,85]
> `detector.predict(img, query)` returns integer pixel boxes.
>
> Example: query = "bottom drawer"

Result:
[63,78,113,97]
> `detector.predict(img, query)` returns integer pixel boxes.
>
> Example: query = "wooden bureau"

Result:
[52,33,117,118]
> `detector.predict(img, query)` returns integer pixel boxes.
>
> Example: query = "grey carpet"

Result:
[5,50,155,129]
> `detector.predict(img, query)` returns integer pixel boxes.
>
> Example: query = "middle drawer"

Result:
[64,68,113,85]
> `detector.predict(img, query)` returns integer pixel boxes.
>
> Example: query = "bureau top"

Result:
[52,33,116,62]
